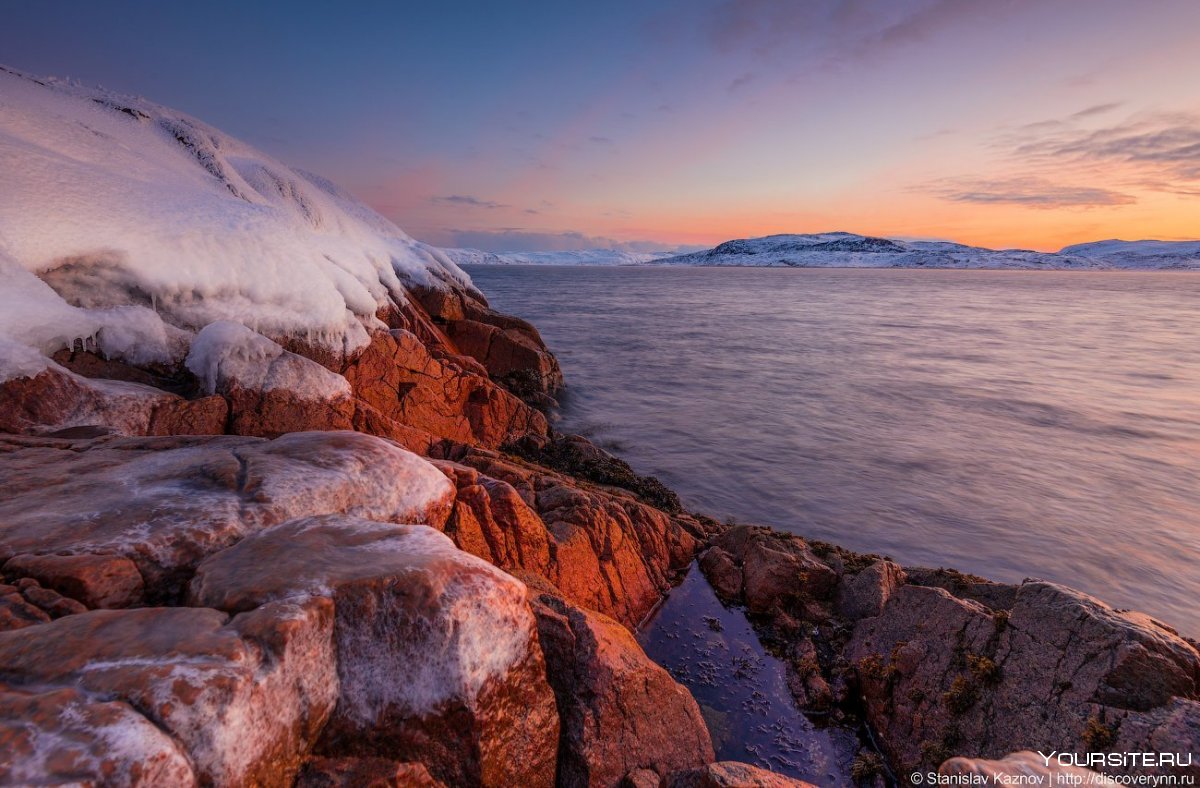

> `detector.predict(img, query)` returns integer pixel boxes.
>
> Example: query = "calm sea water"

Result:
[467,266,1200,635]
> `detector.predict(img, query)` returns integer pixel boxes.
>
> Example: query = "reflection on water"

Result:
[469,266,1200,635]
[637,564,858,785]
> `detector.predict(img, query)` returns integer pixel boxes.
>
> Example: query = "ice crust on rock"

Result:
[189,517,535,717]
[186,320,353,399]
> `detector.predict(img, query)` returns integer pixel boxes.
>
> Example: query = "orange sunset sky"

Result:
[4,0,1198,252]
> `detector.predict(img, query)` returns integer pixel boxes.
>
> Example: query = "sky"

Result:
[2,0,1198,252]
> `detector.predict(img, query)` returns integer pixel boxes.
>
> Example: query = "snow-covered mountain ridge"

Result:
[652,232,1200,269]
[441,248,665,266]
[0,65,472,380]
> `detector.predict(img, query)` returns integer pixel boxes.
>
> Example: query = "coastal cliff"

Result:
[1,68,1197,786]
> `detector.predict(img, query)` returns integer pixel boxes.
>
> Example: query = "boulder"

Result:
[530,591,714,787]
[836,560,905,620]
[0,431,454,599]
[0,685,196,786]
[2,552,144,609]
[341,329,548,450]
[706,527,838,613]
[188,516,559,787]
[0,592,50,631]
[0,600,338,786]
[408,283,564,400]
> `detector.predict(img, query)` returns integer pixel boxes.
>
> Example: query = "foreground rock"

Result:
[0,600,337,785]
[0,430,454,601]
[700,525,1200,780]
[663,762,819,788]
[189,516,559,787]
[529,589,714,786]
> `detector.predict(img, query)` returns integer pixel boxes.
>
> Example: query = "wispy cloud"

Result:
[1069,102,1122,120]
[1011,112,1200,195]
[728,72,756,92]
[431,194,506,209]
[932,177,1135,208]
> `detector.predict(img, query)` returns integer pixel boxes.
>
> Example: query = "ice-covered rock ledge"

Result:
[0,64,562,451]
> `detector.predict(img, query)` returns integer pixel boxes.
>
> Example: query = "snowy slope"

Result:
[1059,240,1200,269]
[0,65,472,380]
[441,247,663,266]
[655,232,1200,270]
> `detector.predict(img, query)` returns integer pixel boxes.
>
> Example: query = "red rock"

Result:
[187,321,357,437]
[2,553,145,609]
[435,460,554,578]
[531,591,714,787]
[664,762,818,788]
[0,685,195,786]
[0,600,338,786]
[188,515,559,787]
[453,449,701,626]
[0,431,454,599]
[341,329,548,450]
[408,283,563,400]
[698,547,742,602]
[20,585,87,618]
[0,364,227,436]
[835,560,906,620]
[706,527,837,613]
[0,593,50,631]
[297,757,446,787]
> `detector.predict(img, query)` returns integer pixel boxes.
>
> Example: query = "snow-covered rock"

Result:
[0,65,472,378]
[655,232,1200,269]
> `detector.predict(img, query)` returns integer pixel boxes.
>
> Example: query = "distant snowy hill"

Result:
[441,248,664,266]
[0,65,472,379]
[653,232,1200,270]
[1058,239,1200,268]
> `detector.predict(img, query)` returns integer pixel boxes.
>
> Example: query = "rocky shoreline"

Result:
[1,272,1197,786]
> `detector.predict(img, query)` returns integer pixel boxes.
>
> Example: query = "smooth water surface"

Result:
[468,266,1200,635]
[637,564,859,784]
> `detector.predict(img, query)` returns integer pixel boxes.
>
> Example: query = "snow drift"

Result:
[0,65,472,381]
